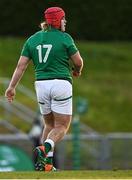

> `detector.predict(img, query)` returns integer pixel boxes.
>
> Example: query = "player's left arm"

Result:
[71,51,83,77]
[5,56,30,102]
[64,33,83,77]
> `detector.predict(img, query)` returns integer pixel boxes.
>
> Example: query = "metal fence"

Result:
[57,133,132,170]
[0,133,132,171]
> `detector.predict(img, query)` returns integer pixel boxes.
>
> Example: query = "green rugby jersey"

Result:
[21,28,78,83]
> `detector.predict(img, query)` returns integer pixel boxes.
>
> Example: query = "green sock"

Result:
[44,142,52,154]
[45,157,53,164]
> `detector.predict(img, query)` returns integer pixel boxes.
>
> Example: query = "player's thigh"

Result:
[53,112,72,130]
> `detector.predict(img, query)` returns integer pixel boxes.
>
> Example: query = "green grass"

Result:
[0,170,132,179]
[75,41,132,132]
[0,37,132,133]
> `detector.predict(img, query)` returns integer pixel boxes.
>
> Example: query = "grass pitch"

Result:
[0,170,132,179]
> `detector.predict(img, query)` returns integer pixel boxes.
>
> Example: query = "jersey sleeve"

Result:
[21,39,32,59]
[64,33,78,57]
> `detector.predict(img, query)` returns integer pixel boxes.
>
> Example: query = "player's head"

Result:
[44,7,66,31]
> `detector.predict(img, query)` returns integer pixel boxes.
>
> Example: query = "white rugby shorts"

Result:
[35,79,72,115]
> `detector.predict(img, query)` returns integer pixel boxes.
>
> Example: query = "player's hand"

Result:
[72,71,81,77]
[72,67,81,77]
[5,87,16,103]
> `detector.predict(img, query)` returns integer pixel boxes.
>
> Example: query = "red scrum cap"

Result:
[44,7,65,29]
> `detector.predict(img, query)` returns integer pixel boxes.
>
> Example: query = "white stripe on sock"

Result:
[45,139,55,149]
[47,151,53,157]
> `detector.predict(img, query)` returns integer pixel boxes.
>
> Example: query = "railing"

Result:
[57,133,132,170]
[0,77,36,101]
[0,77,37,133]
